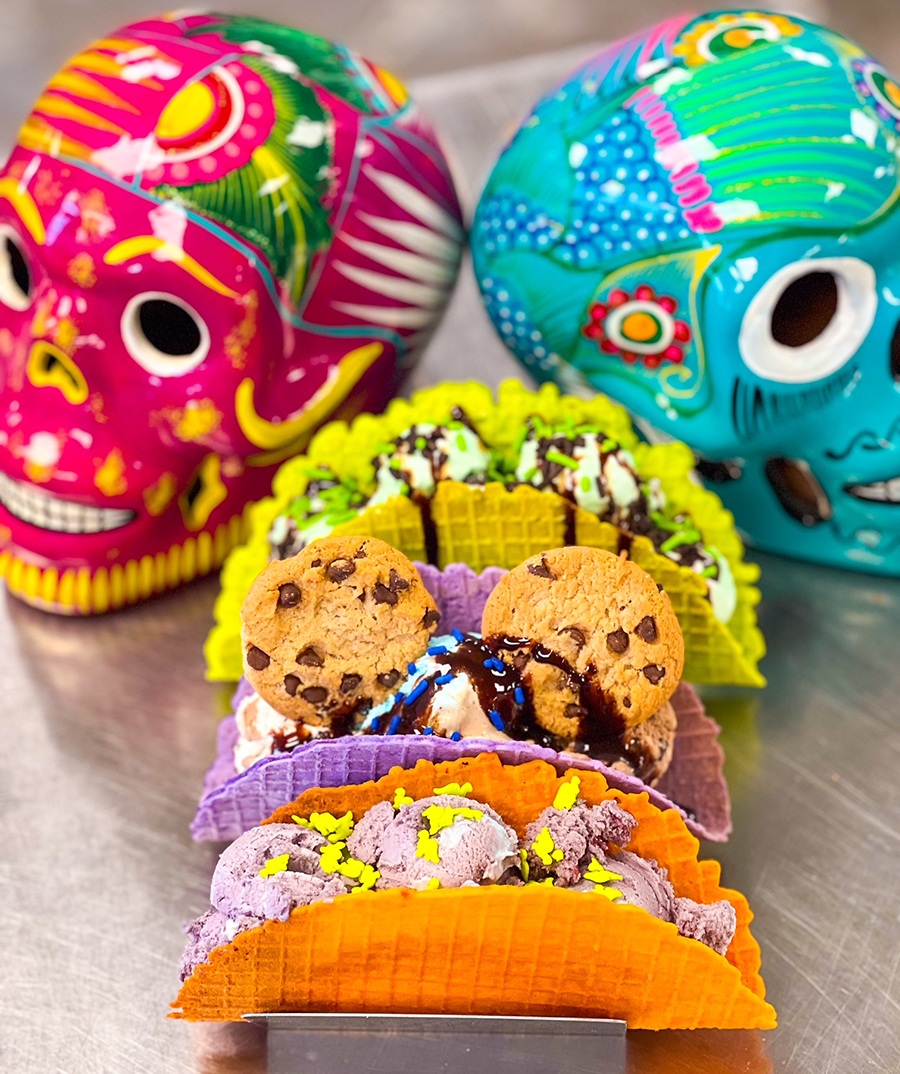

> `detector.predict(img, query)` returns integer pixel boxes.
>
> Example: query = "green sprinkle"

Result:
[601,438,618,453]
[415,436,427,450]
[661,531,702,553]
[580,475,592,493]
[650,511,683,533]
[455,433,468,452]
[259,853,290,879]
[701,565,718,578]
[545,449,580,469]
[523,466,539,482]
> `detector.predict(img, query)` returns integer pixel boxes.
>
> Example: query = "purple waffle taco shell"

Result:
[192,682,730,843]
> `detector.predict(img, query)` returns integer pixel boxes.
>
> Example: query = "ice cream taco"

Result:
[193,537,731,843]
[172,752,775,1029]
[205,381,765,687]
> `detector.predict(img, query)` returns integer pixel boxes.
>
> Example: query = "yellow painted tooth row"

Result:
[0,508,252,615]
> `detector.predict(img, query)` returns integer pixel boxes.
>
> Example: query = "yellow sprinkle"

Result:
[421,804,484,835]
[583,858,623,886]
[553,776,581,811]
[355,863,380,890]
[338,858,364,880]
[531,827,564,866]
[292,815,310,827]
[593,885,624,901]
[393,787,414,808]
[317,842,347,874]
[259,853,290,878]
[416,829,441,863]
[425,877,441,890]
[518,848,530,882]
[434,781,473,797]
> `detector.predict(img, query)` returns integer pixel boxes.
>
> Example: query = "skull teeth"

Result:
[846,478,900,504]
[0,471,135,533]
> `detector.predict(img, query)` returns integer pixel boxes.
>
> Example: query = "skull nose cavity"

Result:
[770,271,839,348]
[26,341,89,405]
[764,457,832,526]
[891,319,900,383]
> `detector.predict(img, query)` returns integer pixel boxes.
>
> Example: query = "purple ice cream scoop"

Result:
[524,799,637,885]
[179,908,260,981]
[524,801,736,954]
[347,794,520,889]
[210,823,349,921]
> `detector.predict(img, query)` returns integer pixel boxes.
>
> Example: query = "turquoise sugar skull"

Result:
[472,10,900,573]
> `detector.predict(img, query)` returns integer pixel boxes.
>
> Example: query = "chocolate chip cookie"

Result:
[241,536,440,726]
[482,546,683,730]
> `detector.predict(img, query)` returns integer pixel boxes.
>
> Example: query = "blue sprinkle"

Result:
[450,731,462,742]
[408,663,418,674]
[369,716,382,733]
[395,691,405,704]
[489,710,505,731]
[452,629,465,642]
[514,687,525,705]
[483,658,494,668]
[492,658,506,672]
[422,726,435,736]
[387,714,402,736]
[427,645,448,656]
[404,680,429,706]
[434,674,453,685]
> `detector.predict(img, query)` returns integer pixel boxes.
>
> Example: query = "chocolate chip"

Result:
[277,583,301,608]
[311,558,322,567]
[377,669,400,687]
[564,703,587,720]
[296,646,323,667]
[354,546,367,559]
[301,686,328,704]
[246,645,270,670]
[606,629,629,654]
[373,583,397,605]
[326,558,356,583]
[642,664,666,684]
[558,626,586,650]
[634,616,658,643]
[623,696,632,709]
[527,556,555,579]
[512,651,529,671]
[656,583,664,593]
[389,568,409,592]
[423,608,441,629]
[284,674,300,696]
[340,673,362,694]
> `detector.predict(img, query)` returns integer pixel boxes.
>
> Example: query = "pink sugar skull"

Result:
[0,13,463,613]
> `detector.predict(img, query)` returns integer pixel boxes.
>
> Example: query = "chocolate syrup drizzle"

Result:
[488,635,660,782]
[368,636,524,736]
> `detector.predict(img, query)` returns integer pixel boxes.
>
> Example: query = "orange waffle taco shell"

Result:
[172,753,776,1030]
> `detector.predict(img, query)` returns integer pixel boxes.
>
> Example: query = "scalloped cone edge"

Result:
[173,753,775,1029]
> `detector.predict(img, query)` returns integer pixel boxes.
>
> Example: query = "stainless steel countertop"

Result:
[3,49,900,1074]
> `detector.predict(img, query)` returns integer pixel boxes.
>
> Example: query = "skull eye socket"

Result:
[121,292,210,377]
[770,272,838,348]
[0,225,33,311]
[739,258,876,384]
